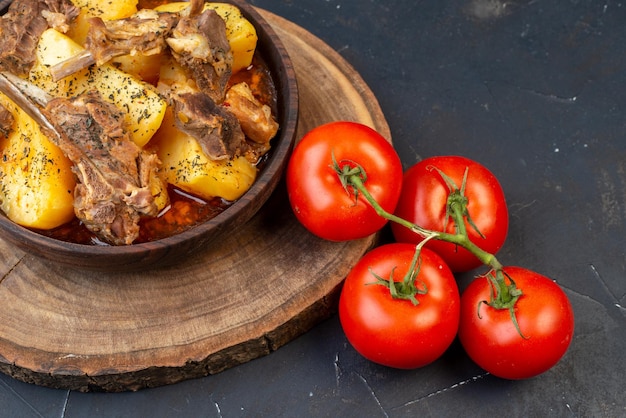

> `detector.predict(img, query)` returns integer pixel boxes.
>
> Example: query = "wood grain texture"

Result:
[0,9,391,392]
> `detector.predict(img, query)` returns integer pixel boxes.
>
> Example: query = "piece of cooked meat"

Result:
[51,10,179,81]
[225,82,279,144]
[167,8,233,103]
[43,90,161,245]
[0,0,79,76]
[0,103,14,140]
[86,9,180,67]
[48,0,205,81]
[181,0,205,17]
[170,91,247,161]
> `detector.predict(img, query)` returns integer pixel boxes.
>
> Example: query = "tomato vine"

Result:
[287,121,574,377]
[331,156,525,336]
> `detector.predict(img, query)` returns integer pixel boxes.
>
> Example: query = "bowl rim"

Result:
[0,0,299,266]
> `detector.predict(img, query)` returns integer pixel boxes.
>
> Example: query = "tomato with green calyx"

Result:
[458,266,574,380]
[286,121,403,242]
[339,243,460,369]
[391,156,508,272]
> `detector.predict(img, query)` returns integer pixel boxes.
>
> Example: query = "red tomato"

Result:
[391,156,509,272]
[339,243,460,369]
[286,121,403,241]
[458,267,574,380]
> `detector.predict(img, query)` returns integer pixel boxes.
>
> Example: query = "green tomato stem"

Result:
[346,173,503,273]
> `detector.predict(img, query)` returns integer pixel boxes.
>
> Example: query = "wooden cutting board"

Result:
[0,9,391,392]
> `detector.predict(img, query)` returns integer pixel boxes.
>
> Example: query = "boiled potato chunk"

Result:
[155,2,258,73]
[68,0,139,45]
[0,95,76,230]
[204,2,258,73]
[29,29,167,148]
[70,0,137,21]
[110,53,164,85]
[148,168,170,213]
[157,55,198,95]
[152,108,256,202]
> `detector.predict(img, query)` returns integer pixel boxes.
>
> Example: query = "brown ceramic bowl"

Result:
[0,0,298,271]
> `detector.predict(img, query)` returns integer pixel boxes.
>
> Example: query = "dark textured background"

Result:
[2,0,625,416]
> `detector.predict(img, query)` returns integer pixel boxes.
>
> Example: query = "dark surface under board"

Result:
[2,0,625,416]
